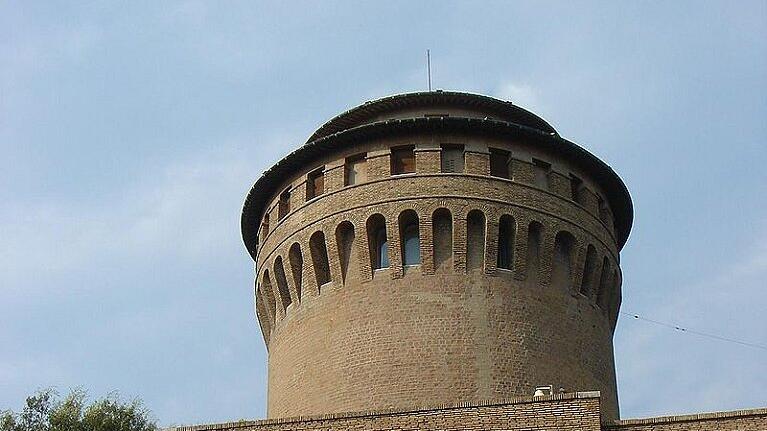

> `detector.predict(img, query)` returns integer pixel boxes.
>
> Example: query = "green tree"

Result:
[0,389,157,431]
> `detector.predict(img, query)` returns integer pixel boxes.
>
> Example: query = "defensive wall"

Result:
[169,392,767,431]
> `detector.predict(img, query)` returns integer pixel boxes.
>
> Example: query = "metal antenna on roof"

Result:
[427,49,432,91]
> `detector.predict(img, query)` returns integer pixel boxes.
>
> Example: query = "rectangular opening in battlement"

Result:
[569,174,583,204]
[391,146,415,175]
[440,144,464,173]
[490,148,511,179]
[306,167,325,201]
[278,189,290,220]
[344,154,367,186]
[532,158,551,190]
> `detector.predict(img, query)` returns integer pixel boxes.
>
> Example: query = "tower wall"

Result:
[251,129,625,421]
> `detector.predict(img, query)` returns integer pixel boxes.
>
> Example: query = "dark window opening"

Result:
[490,148,511,179]
[306,168,324,200]
[391,146,416,175]
[570,174,583,204]
[532,158,551,190]
[278,190,290,220]
[441,145,464,173]
[497,215,516,270]
[344,154,367,186]
[399,210,421,266]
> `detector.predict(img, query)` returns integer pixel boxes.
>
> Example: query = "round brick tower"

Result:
[241,91,632,422]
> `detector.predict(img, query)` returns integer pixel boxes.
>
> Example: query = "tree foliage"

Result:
[0,389,158,431]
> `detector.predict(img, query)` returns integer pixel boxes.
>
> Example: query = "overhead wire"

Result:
[620,311,767,352]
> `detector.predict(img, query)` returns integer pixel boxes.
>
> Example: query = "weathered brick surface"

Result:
[171,395,767,431]
[172,393,603,431]
[607,408,767,431]
[252,134,624,422]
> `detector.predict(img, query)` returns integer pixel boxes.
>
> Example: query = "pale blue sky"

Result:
[1,1,766,426]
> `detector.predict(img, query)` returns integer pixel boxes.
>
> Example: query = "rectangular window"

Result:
[570,174,583,204]
[278,189,290,219]
[532,158,551,190]
[597,196,610,224]
[441,145,464,173]
[489,148,510,178]
[260,215,270,245]
[391,146,415,175]
[306,168,324,200]
[344,154,367,186]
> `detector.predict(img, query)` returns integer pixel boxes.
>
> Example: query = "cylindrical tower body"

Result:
[241,92,633,422]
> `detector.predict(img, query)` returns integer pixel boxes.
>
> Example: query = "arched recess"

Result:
[255,286,272,338]
[288,242,303,301]
[309,231,331,289]
[467,210,486,272]
[273,256,291,310]
[579,244,598,297]
[432,208,453,272]
[497,215,516,270]
[367,214,389,270]
[335,221,356,284]
[261,270,277,321]
[552,231,577,290]
[399,210,421,266]
[597,257,612,310]
[526,221,543,284]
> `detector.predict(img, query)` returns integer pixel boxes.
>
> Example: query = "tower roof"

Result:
[241,92,633,260]
[307,91,558,142]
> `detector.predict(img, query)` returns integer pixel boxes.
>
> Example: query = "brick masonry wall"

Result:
[169,394,767,431]
[251,131,625,421]
[608,408,767,431]
[170,393,603,431]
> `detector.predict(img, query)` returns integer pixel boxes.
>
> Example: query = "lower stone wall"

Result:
[169,394,767,431]
[608,408,767,431]
[170,392,602,431]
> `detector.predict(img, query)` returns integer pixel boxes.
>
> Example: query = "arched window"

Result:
[497,215,516,270]
[552,231,576,290]
[526,221,543,284]
[273,257,291,310]
[597,257,612,310]
[288,243,303,301]
[366,214,389,270]
[399,210,421,266]
[579,245,598,297]
[467,210,486,271]
[432,208,453,272]
[261,270,276,321]
[309,231,331,289]
[335,221,355,284]
[255,286,272,337]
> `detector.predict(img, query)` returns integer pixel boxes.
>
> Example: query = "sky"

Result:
[1,0,766,427]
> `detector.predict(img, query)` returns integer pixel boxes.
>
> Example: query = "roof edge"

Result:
[241,116,633,261]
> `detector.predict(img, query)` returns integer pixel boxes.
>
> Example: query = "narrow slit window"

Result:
[399,210,420,266]
[367,214,389,270]
[490,148,510,179]
[391,146,415,175]
[306,167,324,200]
[441,145,464,173]
[497,215,516,270]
